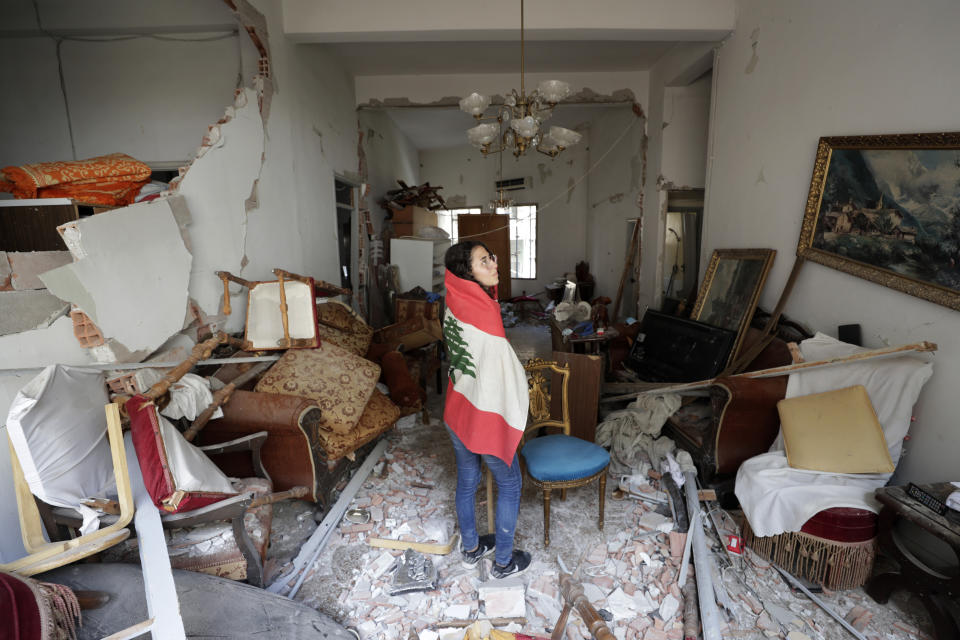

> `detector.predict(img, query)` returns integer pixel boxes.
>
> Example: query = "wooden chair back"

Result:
[1,403,134,577]
[522,358,571,440]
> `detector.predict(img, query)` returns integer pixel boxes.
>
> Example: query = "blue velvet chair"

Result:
[519,358,610,547]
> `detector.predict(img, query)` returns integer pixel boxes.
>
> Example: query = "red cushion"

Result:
[800,507,877,542]
[0,571,41,640]
[126,395,234,513]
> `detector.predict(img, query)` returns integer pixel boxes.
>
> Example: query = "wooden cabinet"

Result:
[456,214,511,299]
[390,237,450,294]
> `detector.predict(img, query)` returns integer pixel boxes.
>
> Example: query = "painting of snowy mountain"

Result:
[799,133,960,310]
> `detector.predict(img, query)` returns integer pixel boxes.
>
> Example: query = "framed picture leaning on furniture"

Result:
[691,248,776,365]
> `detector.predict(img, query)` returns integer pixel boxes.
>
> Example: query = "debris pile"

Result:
[380,180,447,212]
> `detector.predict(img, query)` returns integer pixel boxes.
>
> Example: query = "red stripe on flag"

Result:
[445,385,523,466]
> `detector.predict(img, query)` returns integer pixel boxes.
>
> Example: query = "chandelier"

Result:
[459,0,582,158]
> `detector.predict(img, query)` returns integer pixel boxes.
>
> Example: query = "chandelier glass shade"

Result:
[458,1,582,158]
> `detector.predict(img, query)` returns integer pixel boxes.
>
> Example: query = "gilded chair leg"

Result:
[598,474,606,531]
[560,488,567,501]
[543,488,552,547]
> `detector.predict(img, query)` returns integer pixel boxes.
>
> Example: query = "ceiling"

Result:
[379,103,632,151]
[324,40,677,76]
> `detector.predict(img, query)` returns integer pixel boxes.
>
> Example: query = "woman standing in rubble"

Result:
[442,240,531,579]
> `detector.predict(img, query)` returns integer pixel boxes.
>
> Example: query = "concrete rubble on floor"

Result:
[265,406,933,640]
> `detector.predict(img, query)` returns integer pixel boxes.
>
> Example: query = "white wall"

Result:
[419,134,590,296]
[358,109,421,234]
[0,2,249,167]
[704,0,960,483]
[661,72,711,189]
[585,106,646,307]
[638,43,715,314]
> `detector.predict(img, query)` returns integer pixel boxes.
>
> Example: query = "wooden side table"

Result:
[865,483,960,640]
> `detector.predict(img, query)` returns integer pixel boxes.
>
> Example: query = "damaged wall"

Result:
[357,110,421,237]
[0,0,369,560]
[704,0,960,483]
[584,105,647,307]
[0,0,253,168]
[418,127,590,296]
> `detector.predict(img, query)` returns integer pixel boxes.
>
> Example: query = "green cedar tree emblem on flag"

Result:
[444,315,477,382]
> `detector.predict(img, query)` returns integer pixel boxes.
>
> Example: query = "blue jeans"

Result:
[446,425,522,566]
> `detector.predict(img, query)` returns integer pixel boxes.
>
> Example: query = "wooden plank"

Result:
[612,340,938,400]
[0,201,78,251]
[551,351,603,442]
[367,533,459,555]
[125,431,186,639]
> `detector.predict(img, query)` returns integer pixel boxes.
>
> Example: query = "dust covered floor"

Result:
[265,322,936,640]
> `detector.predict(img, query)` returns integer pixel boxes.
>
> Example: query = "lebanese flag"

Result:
[443,271,529,465]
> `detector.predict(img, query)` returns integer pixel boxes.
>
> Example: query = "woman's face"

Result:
[470,245,500,287]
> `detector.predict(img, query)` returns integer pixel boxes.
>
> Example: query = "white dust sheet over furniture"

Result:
[40,196,192,356]
[735,332,933,537]
[6,365,115,534]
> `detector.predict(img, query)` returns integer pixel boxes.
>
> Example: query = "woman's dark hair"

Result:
[444,240,490,281]
[445,240,494,294]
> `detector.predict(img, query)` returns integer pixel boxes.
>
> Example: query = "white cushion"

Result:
[6,365,116,529]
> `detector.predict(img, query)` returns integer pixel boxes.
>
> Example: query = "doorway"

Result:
[661,189,703,315]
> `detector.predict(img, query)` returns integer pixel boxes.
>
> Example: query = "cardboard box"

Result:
[391,206,437,236]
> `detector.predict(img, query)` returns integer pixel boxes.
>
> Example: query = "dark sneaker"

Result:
[491,550,531,579]
[461,534,496,567]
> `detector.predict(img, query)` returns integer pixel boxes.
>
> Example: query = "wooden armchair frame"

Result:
[1,403,134,577]
[44,431,274,587]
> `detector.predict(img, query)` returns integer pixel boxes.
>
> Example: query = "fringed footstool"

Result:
[743,507,878,590]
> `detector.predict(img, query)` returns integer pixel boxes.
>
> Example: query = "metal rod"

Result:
[683,470,722,640]
[772,564,868,640]
[520,0,525,98]
[267,439,389,598]
[2,355,280,375]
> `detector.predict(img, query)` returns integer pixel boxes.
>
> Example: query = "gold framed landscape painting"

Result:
[797,132,960,310]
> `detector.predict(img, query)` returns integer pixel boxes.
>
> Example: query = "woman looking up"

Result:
[442,240,531,579]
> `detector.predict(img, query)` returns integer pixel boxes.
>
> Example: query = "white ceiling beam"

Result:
[282,0,735,43]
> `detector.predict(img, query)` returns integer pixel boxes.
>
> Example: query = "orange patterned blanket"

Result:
[0,153,152,206]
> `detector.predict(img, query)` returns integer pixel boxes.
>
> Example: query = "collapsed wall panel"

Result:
[176,87,265,319]
[40,196,193,358]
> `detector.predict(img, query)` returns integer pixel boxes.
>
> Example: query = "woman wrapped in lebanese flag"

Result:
[442,240,531,580]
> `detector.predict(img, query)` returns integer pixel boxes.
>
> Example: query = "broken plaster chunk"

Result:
[638,511,674,534]
[444,603,472,619]
[356,620,377,639]
[658,593,679,621]
[368,551,396,579]
[8,251,73,290]
[765,602,803,629]
[633,590,658,614]
[478,577,526,618]
[582,582,606,603]
[605,587,638,619]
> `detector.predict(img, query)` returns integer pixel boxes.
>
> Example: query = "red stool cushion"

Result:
[800,507,878,543]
